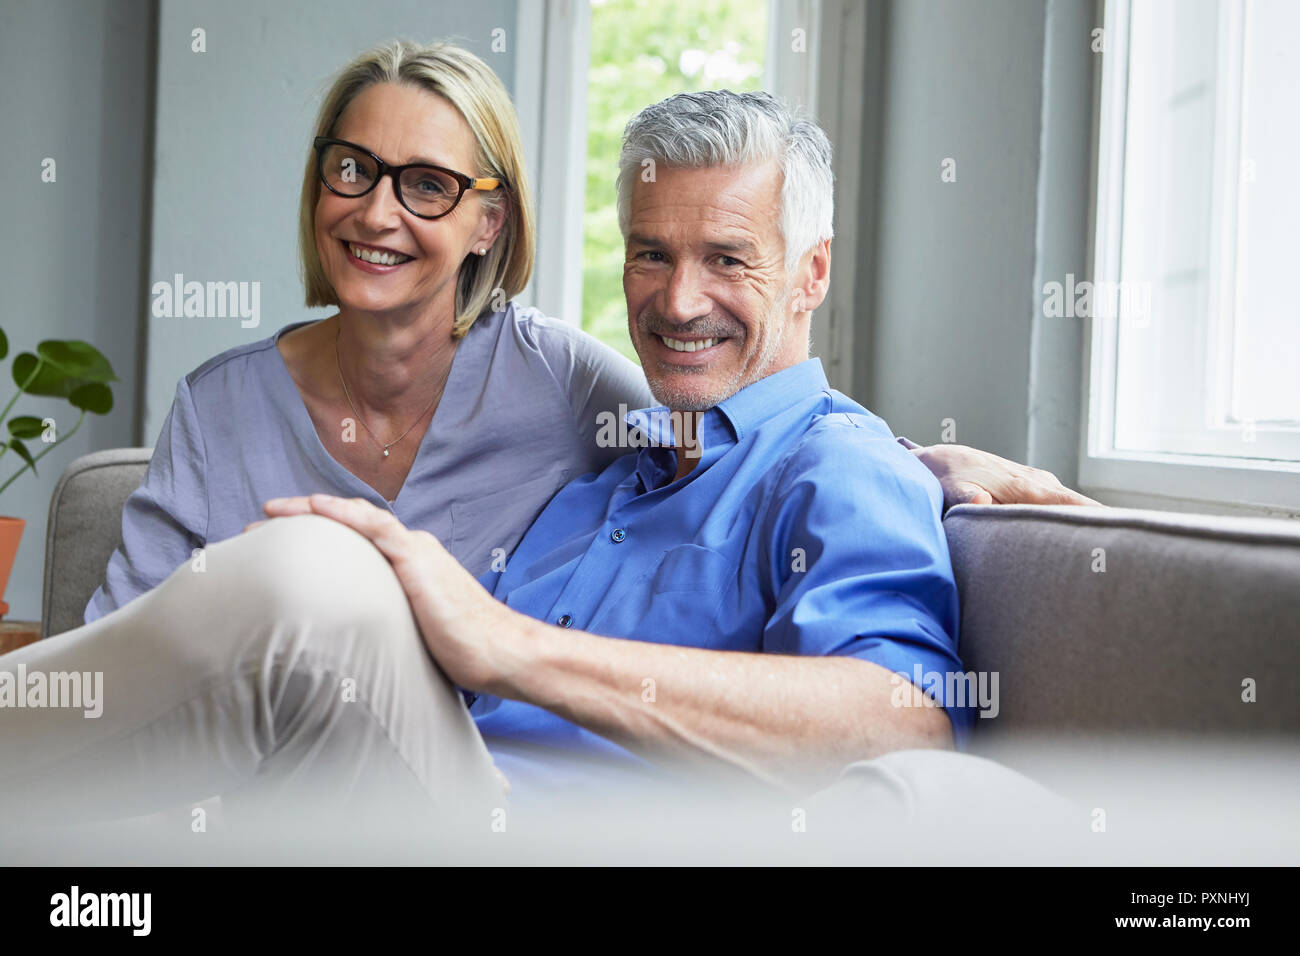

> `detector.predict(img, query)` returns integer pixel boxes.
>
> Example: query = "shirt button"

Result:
[610,528,627,543]
[557,614,574,628]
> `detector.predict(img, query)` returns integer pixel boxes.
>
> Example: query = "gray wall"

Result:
[856,0,1094,483]
[0,0,153,622]
[144,0,518,439]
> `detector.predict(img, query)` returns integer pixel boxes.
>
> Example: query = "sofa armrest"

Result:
[943,503,1300,740]
[42,448,153,638]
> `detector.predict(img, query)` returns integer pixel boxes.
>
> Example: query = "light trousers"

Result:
[0,514,504,840]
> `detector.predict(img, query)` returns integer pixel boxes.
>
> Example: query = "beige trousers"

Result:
[0,514,504,840]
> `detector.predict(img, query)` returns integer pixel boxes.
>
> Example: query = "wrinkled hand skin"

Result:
[912,444,1103,510]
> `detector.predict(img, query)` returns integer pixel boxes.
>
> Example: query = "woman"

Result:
[86,40,651,623]
[1,40,1090,843]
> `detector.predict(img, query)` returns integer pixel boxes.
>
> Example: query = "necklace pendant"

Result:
[383,446,390,458]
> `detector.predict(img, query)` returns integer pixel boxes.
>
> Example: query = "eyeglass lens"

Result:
[320,142,461,217]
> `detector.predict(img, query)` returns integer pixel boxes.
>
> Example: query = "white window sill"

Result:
[1080,452,1300,518]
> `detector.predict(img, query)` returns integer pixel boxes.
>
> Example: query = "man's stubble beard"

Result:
[643,283,795,413]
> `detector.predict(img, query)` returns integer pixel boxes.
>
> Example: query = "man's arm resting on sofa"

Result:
[899,437,1102,509]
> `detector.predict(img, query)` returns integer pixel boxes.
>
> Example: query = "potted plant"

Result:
[0,328,116,618]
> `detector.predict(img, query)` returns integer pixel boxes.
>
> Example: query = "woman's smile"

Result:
[341,239,415,273]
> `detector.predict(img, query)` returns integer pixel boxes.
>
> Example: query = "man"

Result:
[263,91,1058,810]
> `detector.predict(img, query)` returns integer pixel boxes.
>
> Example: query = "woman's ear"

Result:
[474,196,509,252]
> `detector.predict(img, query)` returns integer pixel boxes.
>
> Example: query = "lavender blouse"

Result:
[85,303,652,623]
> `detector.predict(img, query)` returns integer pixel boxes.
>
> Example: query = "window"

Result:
[1084,0,1300,511]
[583,0,769,364]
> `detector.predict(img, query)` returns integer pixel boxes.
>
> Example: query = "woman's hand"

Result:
[258,494,517,693]
[911,444,1103,509]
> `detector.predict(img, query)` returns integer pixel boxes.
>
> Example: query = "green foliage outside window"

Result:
[583,0,768,363]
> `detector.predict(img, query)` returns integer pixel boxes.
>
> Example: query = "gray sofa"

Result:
[43,448,1300,740]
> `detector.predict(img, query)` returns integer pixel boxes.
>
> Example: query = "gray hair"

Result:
[616,90,834,272]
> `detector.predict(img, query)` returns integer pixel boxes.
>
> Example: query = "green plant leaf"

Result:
[7,416,44,439]
[69,382,113,415]
[37,340,117,383]
[8,438,36,476]
[12,352,116,411]
[0,328,8,361]
[13,352,69,396]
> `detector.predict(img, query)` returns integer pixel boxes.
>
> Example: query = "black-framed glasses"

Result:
[313,136,502,220]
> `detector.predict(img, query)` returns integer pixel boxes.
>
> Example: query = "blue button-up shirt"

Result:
[470,358,970,800]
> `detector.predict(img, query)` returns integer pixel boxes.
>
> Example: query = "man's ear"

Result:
[793,238,831,314]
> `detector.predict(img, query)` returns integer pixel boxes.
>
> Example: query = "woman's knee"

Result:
[136,515,441,702]
[226,515,408,625]
[150,515,411,657]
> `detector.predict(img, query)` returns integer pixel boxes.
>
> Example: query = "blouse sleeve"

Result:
[83,377,211,624]
[522,308,654,471]
[560,329,653,472]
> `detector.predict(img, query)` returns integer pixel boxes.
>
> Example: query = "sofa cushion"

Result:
[944,503,1300,740]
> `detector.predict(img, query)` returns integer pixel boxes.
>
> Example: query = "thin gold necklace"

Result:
[334,324,450,460]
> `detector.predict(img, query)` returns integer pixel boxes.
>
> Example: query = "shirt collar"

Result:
[625,358,830,492]
[712,358,829,443]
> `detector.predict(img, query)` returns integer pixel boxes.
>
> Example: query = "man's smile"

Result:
[650,332,734,365]
[656,332,729,351]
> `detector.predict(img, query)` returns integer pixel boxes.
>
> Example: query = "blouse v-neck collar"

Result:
[268,318,464,512]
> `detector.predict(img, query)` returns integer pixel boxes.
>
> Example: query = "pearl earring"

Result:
[478,248,487,256]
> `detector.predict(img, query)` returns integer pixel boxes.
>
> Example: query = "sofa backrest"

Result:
[43,448,151,637]
[945,503,1300,740]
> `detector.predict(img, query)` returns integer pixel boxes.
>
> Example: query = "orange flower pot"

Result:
[0,516,26,619]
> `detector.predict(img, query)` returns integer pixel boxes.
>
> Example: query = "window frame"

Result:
[1079,0,1300,515]
[513,0,590,327]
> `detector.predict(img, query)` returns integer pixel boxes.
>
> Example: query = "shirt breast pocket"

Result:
[631,544,733,648]
[650,544,731,593]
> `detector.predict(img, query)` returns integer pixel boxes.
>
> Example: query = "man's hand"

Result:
[258,494,516,692]
[912,444,1103,509]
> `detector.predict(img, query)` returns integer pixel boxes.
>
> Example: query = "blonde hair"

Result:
[298,39,534,337]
